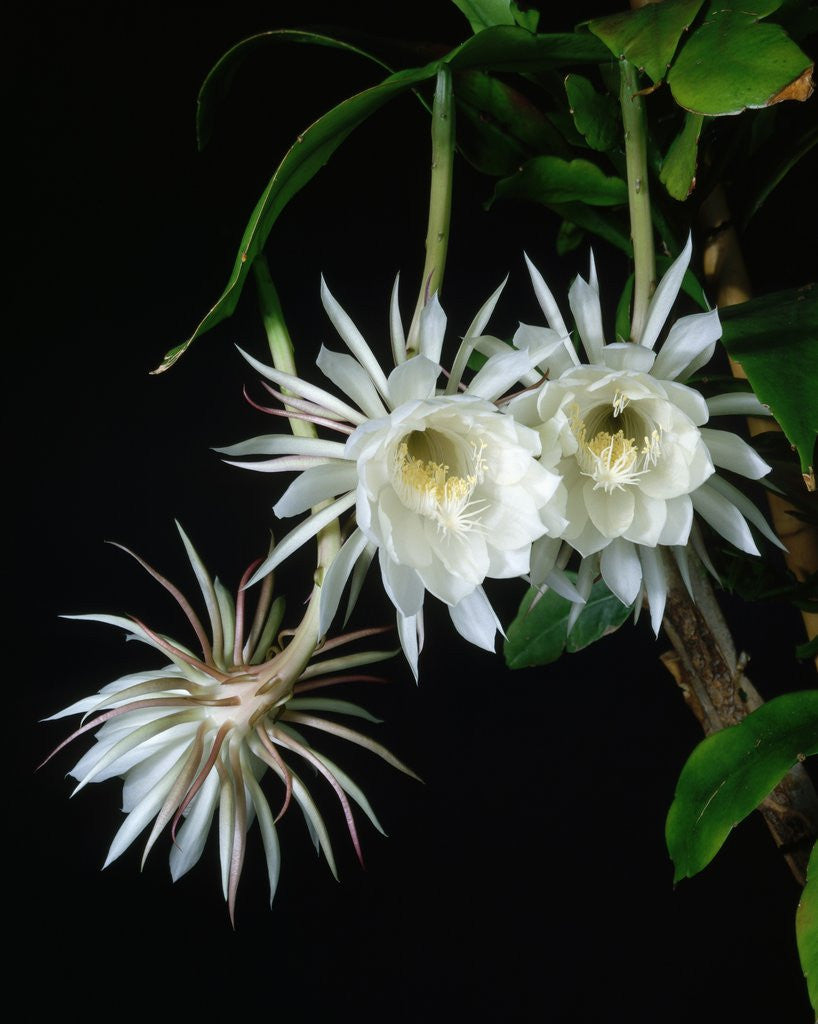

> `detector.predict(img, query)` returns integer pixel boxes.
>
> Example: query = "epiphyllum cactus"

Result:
[42,525,417,922]
[219,277,568,675]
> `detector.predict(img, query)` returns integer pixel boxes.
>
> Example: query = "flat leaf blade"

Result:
[493,155,628,206]
[718,283,818,485]
[589,0,706,84]
[564,73,620,152]
[666,691,818,882]
[659,112,704,200]
[504,575,632,669]
[667,10,814,116]
[797,841,818,1017]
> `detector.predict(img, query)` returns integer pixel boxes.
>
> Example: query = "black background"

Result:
[11,3,817,1021]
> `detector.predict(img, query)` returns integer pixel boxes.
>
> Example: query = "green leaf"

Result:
[493,155,628,207]
[162,26,615,371]
[549,202,632,255]
[455,69,572,177]
[615,273,634,341]
[451,0,539,33]
[504,576,632,669]
[719,283,818,485]
[667,10,814,115]
[666,691,818,882]
[659,112,704,200]
[564,73,620,151]
[589,0,706,84]
[797,841,818,1017]
[196,30,392,151]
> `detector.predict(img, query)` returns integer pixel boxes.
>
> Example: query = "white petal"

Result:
[651,308,721,381]
[169,770,220,881]
[397,611,422,681]
[657,495,693,546]
[524,252,570,338]
[316,346,388,420]
[600,537,642,605]
[706,392,771,417]
[346,541,377,624]
[691,483,760,555]
[661,380,710,426]
[706,473,785,550]
[639,234,692,350]
[543,567,585,603]
[700,427,771,480]
[568,273,605,364]
[672,544,695,598]
[602,343,656,373]
[567,553,599,633]
[464,276,507,341]
[639,546,667,636]
[274,463,359,518]
[449,587,501,652]
[390,273,406,366]
[243,755,281,906]
[418,292,447,364]
[236,346,366,425]
[247,491,357,586]
[320,277,391,400]
[319,528,369,636]
[529,536,562,585]
[215,434,347,459]
[104,750,188,868]
[388,355,439,407]
[584,482,635,538]
[467,347,539,401]
[378,549,425,617]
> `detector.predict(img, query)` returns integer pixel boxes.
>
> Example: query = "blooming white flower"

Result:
[42,527,416,922]
[507,237,779,633]
[220,277,567,675]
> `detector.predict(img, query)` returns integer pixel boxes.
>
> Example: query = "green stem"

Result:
[619,59,655,342]
[407,66,455,352]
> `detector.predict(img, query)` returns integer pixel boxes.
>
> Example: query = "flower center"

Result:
[392,429,488,537]
[571,394,662,493]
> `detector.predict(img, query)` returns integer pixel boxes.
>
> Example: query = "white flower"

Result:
[41,527,416,922]
[220,276,566,675]
[510,237,779,633]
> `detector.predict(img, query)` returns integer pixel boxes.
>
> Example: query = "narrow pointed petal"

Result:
[236,346,367,425]
[639,235,692,350]
[568,554,599,633]
[568,273,605,364]
[638,547,667,636]
[466,347,539,402]
[449,588,501,652]
[320,277,391,400]
[316,346,388,420]
[169,770,220,881]
[691,484,760,555]
[274,463,359,518]
[388,355,439,407]
[396,611,420,681]
[242,754,281,906]
[700,428,771,480]
[600,538,642,606]
[650,308,721,381]
[706,473,785,550]
[524,252,569,338]
[390,273,406,365]
[216,434,348,459]
[706,392,771,418]
[418,292,447,364]
[320,528,369,636]
[247,492,357,587]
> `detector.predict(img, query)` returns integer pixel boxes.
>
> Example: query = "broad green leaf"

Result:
[564,74,620,151]
[719,283,818,485]
[196,30,392,151]
[452,0,539,33]
[667,10,814,115]
[589,0,706,84]
[493,155,628,207]
[797,635,818,662]
[504,577,632,669]
[455,69,571,177]
[666,691,818,882]
[162,26,615,371]
[707,0,784,17]
[797,842,818,1017]
[659,112,704,200]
